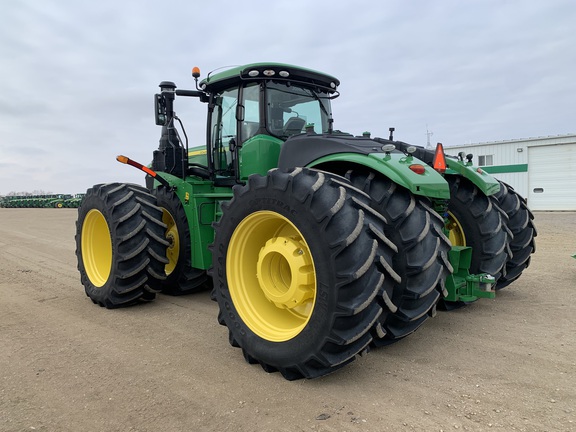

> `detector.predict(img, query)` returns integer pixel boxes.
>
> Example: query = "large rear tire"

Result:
[445,175,510,280]
[75,183,169,308]
[154,187,209,295]
[345,170,452,344]
[211,168,391,380]
[491,180,536,289]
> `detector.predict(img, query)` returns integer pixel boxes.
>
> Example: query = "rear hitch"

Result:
[444,246,496,302]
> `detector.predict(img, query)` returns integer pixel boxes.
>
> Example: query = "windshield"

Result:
[265,82,332,139]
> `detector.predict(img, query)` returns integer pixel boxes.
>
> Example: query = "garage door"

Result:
[528,144,576,210]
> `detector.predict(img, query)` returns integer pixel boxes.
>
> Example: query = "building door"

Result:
[528,144,576,210]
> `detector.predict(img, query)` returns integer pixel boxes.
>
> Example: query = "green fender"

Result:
[308,152,450,199]
[445,158,501,196]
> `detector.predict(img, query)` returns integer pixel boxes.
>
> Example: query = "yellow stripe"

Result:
[188,149,207,156]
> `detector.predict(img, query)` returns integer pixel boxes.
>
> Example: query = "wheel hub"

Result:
[226,210,317,342]
[447,211,467,246]
[162,209,179,276]
[81,209,112,287]
[256,236,314,309]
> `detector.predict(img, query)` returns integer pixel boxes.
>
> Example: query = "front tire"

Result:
[75,183,169,308]
[211,168,390,380]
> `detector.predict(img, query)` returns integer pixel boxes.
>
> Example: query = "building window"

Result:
[478,154,493,166]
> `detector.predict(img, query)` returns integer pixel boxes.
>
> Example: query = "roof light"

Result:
[330,82,336,88]
[263,69,275,76]
[409,164,426,175]
[433,143,447,173]
[381,144,396,153]
[192,67,201,78]
[279,70,289,77]
[406,146,417,155]
[248,70,259,77]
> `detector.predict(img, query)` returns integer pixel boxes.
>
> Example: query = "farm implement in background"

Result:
[1,194,84,208]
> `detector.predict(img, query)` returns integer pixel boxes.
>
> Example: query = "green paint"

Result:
[239,135,283,179]
[444,246,496,302]
[481,164,528,174]
[308,152,451,199]
[445,159,501,195]
[156,173,233,270]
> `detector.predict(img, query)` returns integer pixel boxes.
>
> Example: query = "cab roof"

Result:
[199,62,340,93]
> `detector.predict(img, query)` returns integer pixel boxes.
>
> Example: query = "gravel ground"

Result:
[0,209,574,432]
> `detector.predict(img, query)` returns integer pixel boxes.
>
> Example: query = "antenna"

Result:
[426,125,433,149]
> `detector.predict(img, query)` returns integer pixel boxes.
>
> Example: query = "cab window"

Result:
[241,83,260,142]
[265,81,331,138]
[210,87,238,174]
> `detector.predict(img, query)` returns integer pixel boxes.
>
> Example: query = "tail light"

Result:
[409,164,426,175]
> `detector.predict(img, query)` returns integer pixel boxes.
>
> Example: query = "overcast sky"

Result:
[1,0,575,195]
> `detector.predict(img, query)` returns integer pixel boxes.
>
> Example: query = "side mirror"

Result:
[154,94,166,126]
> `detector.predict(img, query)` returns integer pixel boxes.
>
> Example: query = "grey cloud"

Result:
[1,0,575,194]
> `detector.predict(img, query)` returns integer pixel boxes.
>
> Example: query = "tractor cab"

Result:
[200,63,340,182]
[152,63,340,184]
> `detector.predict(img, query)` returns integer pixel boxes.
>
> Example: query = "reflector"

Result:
[433,143,447,173]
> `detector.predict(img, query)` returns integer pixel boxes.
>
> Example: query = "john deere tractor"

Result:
[76,63,535,379]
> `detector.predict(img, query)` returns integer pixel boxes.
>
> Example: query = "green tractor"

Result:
[75,63,535,379]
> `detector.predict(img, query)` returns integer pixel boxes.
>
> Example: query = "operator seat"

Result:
[283,117,306,136]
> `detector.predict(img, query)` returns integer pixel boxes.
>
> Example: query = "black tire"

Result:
[154,187,209,295]
[491,180,537,289]
[445,175,510,281]
[211,168,392,380]
[345,170,452,344]
[75,183,169,308]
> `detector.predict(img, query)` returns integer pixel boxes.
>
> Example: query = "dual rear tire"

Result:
[154,187,209,294]
[345,170,452,344]
[490,180,537,289]
[444,176,536,291]
[75,183,168,308]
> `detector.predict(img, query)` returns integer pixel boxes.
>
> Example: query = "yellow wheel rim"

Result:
[227,211,316,342]
[446,211,467,246]
[161,208,179,276]
[81,209,112,287]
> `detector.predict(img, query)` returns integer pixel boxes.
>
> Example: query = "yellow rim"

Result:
[227,211,316,342]
[161,208,179,276]
[81,209,112,287]
[447,211,467,246]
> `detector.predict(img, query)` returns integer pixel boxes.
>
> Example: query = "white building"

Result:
[444,134,576,211]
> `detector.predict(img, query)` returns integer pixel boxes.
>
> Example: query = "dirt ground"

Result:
[0,209,574,432]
